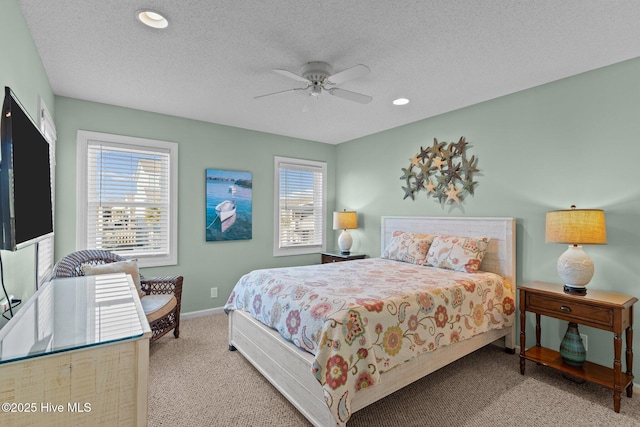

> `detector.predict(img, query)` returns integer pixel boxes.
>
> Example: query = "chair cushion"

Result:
[82,259,144,298]
[141,294,177,323]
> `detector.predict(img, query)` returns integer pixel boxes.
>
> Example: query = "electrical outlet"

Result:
[580,334,588,351]
[1,295,14,312]
[210,287,218,299]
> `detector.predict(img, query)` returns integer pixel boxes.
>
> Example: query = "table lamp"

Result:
[333,210,358,254]
[545,205,607,294]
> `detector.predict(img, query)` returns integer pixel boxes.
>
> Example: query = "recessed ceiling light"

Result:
[136,10,169,29]
[393,98,410,106]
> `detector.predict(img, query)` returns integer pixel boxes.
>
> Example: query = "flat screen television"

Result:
[0,86,54,251]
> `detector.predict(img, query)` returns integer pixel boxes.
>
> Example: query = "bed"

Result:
[225,216,516,426]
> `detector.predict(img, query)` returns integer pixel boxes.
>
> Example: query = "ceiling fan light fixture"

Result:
[255,61,372,108]
[136,10,169,29]
[393,98,410,106]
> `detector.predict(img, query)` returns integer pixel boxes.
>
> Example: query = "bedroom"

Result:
[1,0,640,425]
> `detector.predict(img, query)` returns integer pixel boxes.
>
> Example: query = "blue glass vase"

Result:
[559,322,586,367]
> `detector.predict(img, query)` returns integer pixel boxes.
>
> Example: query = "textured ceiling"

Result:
[18,1,640,144]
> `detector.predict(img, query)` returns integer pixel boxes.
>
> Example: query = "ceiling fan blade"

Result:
[254,87,305,99]
[302,95,318,113]
[273,68,309,83]
[326,64,370,85]
[327,87,372,104]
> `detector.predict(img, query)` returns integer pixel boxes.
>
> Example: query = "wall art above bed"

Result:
[400,136,479,205]
[205,169,252,241]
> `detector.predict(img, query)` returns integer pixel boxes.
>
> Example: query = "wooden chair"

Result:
[52,249,183,344]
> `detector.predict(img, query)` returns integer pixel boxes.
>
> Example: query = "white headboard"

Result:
[381,216,516,287]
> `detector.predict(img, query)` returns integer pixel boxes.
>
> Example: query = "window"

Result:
[274,156,326,256]
[36,95,55,288]
[76,131,178,267]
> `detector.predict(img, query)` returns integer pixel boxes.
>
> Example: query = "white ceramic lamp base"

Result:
[557,245,594,294]
[338,230,353,254]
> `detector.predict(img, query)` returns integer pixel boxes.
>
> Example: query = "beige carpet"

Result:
[149,314,640,426]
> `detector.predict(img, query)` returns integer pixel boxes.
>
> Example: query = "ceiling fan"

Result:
[255,61,372,112]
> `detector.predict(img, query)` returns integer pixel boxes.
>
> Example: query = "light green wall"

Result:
[53,97,336,314]
[336,57,640,370]
[0,1,54,116]
[0,0,55,327]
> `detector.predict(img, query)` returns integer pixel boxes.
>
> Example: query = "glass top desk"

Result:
[0,272,151,426]
[0,272,151,364]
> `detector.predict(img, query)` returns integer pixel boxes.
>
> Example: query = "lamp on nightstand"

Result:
[546,205,606,368]
[333,210,358,254]
[545,205,607,295]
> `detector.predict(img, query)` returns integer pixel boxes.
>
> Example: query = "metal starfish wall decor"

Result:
[400,136,479,205]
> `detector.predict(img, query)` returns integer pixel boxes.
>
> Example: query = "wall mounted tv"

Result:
[0,87,53,251]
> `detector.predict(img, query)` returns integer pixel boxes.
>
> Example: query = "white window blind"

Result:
[36,96,55,289]
[36,237,54,287]
[77,131,178,267]
[274,156,326,256]
[87,143,169,255]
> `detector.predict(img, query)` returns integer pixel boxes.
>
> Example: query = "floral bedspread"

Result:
[224,258,515,426]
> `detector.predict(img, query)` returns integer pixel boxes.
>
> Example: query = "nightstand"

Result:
[519,281,637,413]
[321,252,366,264]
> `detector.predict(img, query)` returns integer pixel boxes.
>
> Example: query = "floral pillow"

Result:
[381,231,435,265]
[425,235,490,273]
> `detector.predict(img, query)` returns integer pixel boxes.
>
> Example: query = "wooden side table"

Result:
[321,252,366,264]
[519,281,637,413]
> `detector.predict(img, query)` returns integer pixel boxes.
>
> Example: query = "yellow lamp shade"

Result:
[333,211,358,230]
[545,208,606,245]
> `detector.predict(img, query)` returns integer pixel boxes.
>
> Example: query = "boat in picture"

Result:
[205,169,252,241]
[216,200,236,222]
[220,212,236,232]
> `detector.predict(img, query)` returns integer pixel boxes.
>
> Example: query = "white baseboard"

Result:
[181,306,225,320]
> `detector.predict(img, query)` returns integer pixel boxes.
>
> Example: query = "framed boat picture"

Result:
[205,169,252,241]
